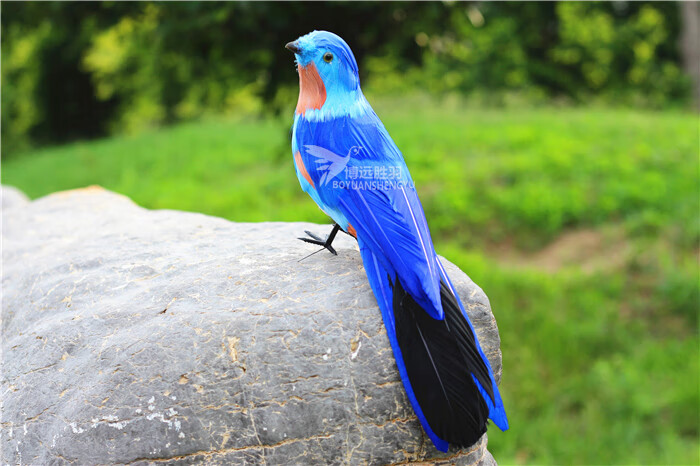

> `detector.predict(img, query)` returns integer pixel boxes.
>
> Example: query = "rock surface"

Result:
[2,185,29,211]
[1,186,504,465]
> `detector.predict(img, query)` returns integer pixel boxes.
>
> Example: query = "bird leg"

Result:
[299,223,340,255]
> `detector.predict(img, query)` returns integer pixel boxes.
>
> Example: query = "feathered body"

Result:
[288,31,508,452]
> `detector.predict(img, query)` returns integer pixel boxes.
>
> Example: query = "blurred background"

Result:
[2,2,698,464]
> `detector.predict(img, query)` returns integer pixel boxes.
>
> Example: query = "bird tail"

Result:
[435,258,509,432]
[358,238,508,452]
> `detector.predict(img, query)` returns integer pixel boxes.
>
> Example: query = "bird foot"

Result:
[298,225,340,256]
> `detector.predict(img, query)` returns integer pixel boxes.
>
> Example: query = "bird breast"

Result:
[296,62,327,115]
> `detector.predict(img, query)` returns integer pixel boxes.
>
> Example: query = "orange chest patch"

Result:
[294,151,315,189]
[296,62,326,115]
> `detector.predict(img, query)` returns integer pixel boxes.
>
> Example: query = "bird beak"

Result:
[285,41,301,54]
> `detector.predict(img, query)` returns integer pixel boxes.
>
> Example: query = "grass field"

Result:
[3,97,698,464]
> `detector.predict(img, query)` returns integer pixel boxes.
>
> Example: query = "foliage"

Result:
[366,2,689,107]
[3,100,698,464]
[1,20,51,155]
[1,2,692,156]
[551,2,688,105]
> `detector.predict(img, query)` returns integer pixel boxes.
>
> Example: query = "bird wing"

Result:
[338,185,443,318]
[296,112,443,316]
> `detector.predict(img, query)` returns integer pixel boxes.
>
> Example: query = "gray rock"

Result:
[2,185,29,210]
[1,186,504,465]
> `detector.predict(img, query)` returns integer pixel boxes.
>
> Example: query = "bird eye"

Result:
[323,52,334,63]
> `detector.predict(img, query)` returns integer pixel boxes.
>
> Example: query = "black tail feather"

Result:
[392,278,492,447]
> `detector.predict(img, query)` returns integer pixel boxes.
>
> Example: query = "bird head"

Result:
[286,31,365,118]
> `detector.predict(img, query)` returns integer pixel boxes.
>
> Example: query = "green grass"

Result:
[3,97,698,465]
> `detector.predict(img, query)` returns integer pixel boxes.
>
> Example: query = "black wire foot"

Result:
[298,224,340,255]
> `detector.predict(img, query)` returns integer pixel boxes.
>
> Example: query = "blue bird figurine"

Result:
[286,31,508,452]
